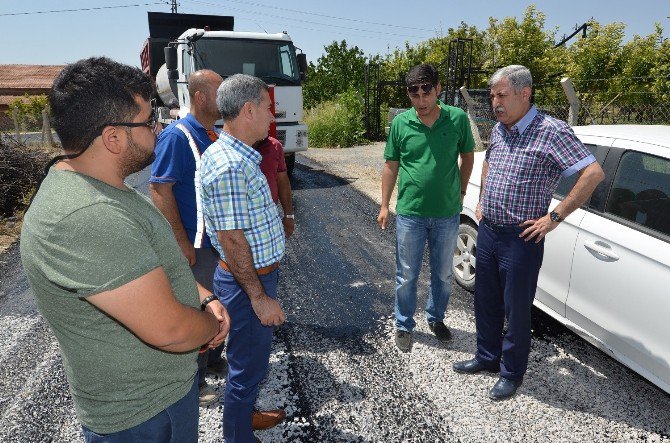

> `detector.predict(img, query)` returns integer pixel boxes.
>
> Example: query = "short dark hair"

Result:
[405,64,439,87]
[49,57,154,153]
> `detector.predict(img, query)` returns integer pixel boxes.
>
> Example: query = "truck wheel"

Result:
[453,222,478,292]
[286,153,295,178]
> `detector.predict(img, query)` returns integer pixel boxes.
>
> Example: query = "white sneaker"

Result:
[199,384,219,407]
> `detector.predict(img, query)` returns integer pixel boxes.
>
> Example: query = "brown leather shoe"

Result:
[252,409,286,430]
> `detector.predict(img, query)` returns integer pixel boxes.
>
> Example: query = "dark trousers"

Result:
[192,247,225,387]
[214,266,278,443]
[81,378,198,442]
[474,219,544,381]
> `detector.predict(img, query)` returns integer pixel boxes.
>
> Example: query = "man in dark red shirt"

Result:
[253,136,295,238]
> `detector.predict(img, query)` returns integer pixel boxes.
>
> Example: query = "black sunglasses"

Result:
[93,111,160,138]
[407,83,434,94]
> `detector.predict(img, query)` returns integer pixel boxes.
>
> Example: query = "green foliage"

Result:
[303,40,368,109]
[304,88,367,148]
[5,94,48,131]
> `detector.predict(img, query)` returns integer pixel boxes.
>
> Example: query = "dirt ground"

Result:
[298,142,397,213]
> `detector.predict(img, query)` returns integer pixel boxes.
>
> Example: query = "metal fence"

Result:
[457,83,670,148]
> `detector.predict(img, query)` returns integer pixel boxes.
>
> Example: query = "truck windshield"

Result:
[193,38,301,85]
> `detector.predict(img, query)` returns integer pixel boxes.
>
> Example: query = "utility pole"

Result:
[170,0,178,13]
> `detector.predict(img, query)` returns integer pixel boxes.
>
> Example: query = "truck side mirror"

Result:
[165,46,178,71]
[297,53,308,80]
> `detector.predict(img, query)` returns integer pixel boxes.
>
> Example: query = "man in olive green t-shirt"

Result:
[377,64,475,352]
[20,57,230,441]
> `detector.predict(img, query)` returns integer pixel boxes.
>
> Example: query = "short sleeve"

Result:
[458,112,475,154]
[384,118,401,161]
[150,132,187,184]
[43,204,160,297]
[276,141,287,172]
[203,167,251,231]
[548,125,594,174]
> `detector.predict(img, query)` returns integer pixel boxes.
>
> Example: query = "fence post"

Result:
[42,106,54,146]
[459,86,484,151]
[12,106,22,143]
[560,77,579,126]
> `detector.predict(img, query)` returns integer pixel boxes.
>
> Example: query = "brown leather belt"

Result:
[218,259,279,276]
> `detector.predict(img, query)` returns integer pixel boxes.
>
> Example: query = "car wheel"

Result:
[286,153,295,178]
[453,222,477,292]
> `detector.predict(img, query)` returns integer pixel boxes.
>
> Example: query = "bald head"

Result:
[188,69,223,127]
[188,69,223,98]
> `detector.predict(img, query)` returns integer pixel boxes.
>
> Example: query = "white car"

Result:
[454,125,670,394]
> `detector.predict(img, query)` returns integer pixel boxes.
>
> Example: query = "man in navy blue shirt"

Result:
[150,69,226,407]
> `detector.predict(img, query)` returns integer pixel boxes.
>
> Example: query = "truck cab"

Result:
[141,13,308,175]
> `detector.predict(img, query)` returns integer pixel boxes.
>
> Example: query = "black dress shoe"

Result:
[489,377,522,400]
[453,358,496,374]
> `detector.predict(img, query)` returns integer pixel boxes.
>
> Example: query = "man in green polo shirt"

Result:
[377,63,475,352]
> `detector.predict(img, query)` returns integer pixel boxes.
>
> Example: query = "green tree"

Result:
[565,22,626,95]
[484,5,562,88]
[651,36,670,101]
[303,40,368,108]
[6,94,48,131]
[617,24,664,105]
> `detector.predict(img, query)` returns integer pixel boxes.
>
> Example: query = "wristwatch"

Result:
[200,294,217,311]
[550,210,562,223]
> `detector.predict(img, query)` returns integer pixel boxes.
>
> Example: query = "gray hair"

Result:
[489,65,533,91]
[216,74,269,120]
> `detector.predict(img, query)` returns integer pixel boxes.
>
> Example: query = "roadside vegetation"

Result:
[302,5,670,147]
[0,135,56,252]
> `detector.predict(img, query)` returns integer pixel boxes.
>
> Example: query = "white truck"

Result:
[140,12,308,175]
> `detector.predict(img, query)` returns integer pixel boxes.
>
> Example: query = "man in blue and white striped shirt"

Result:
[201,74,286,443]
[453,65,605,401]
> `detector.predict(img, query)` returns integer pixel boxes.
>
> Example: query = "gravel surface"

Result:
[1,151,669,442]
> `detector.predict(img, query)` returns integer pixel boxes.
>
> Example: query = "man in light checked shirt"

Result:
[200,74,286,443]
[453,65,605,400]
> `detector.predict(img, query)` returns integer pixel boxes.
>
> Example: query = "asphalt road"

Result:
[0,159,669,442]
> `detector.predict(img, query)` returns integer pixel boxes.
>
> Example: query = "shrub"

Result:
[5,94,49,132]
[0,135,53,216]
[305,89,367,148]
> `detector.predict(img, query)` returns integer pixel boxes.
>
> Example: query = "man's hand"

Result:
[282,217,295,238]
[519,214,559,243]
[475,202,483,221]
[178,238,196,266]
[251,294,286,327]
[377,207,390,230]
[204,300,231,349]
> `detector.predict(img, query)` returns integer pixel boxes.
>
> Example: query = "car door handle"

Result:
[583,240,620,261]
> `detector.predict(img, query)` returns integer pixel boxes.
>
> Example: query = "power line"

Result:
[0,2,165,17]
[183,0,436,33]
[186,0,433,39]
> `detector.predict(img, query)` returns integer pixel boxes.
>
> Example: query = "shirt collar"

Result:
[408,100,448,126]
[497,105,537,136]
[184,113,206,131]
[218,131,262,164]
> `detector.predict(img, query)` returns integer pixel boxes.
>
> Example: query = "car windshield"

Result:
[192,38,300,86]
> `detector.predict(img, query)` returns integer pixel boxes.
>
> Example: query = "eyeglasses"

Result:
[94,112,160,138]
[407,83,434,94]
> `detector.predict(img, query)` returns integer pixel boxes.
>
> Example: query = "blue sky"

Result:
[1,0,668,67]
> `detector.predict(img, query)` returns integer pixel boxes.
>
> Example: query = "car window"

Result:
[605,151,670,236]
[554,144,604,199]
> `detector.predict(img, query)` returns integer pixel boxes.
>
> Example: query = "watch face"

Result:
[550,211,561,222]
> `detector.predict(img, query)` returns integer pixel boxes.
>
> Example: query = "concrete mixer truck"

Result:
[140,12,308,175]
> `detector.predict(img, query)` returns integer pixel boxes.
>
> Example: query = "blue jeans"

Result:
[81,378,198,443]
[214,266,278,443]
[474,219,544,380]
[395,214,459,331]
